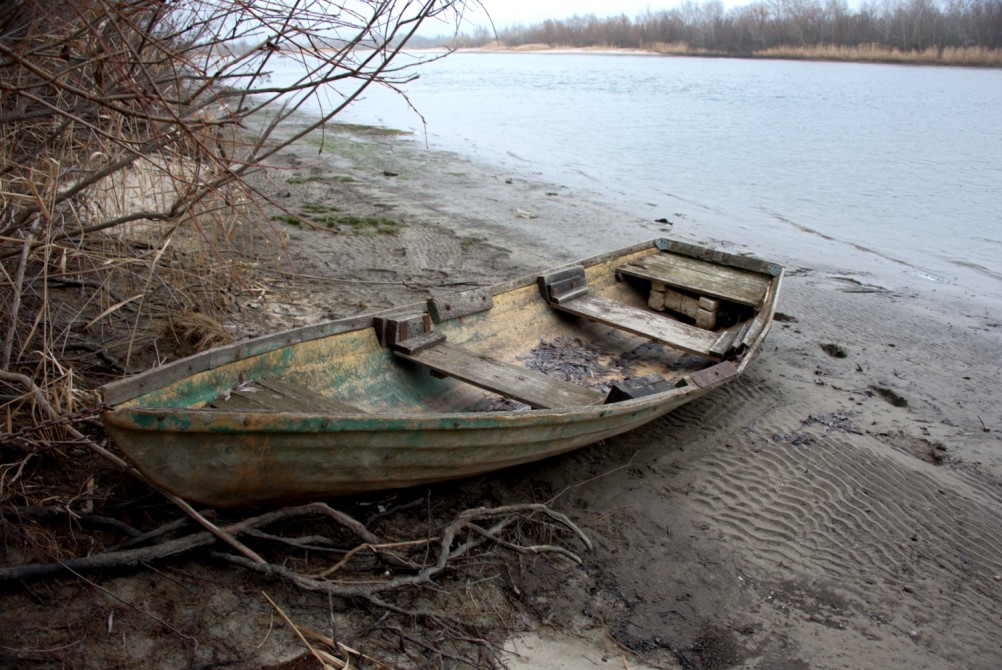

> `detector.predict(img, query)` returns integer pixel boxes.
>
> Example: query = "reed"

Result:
[645,41,707,56]
[641,41,1002,66]
[752,43,1002,67]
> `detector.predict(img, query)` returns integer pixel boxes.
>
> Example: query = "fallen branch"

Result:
[207,503,592,601]
[0,502,390,581]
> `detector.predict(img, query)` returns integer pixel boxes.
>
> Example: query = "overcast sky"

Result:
[421,1,680,36]
[466,1,661,29]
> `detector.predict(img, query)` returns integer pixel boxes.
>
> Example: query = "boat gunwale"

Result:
[100,375,711,434]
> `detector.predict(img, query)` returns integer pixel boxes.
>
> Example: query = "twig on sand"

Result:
[547,449,640,505]
[263,591,345,670]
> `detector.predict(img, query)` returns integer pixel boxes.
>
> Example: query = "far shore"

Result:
[416,41,1002,67]
[280,41,1002,67]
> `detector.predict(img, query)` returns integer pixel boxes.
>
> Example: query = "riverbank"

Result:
[306,122,1002,667]
[3,119,1000,669]
[222,120,1002,668]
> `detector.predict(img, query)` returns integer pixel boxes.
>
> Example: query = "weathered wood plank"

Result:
[551,294,726,358]
[619,253,771,307]
[605,373,675,403]
[209,377,363,414]
[427,287,494,323]
[655,238,783,277]
[375,312,432,348]
[393,330,446,355]
[690,361,739,388]
[649,284,720,328]
[395,342,605,410]
[537,265,589,304]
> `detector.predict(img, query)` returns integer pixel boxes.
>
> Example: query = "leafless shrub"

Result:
[0,0,472,489]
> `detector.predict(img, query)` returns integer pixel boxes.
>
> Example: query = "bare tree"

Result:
[465,0,1002,57]
[0,0,476,551]
[0,0,470,380]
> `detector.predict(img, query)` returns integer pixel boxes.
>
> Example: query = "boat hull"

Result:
[103,384,711,506]
[100,239,782,506]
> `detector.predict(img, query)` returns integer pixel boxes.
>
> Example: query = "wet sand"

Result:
[237,122,1002,669]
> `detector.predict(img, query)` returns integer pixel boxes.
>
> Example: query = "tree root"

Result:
[2,502,591,591]
[3,497,591,667]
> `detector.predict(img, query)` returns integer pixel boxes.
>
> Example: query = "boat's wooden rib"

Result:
[551,293,729,359]
[618,253,772,307]
[209,377,363,414]
[395,341,605,409]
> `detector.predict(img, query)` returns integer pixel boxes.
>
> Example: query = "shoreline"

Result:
[356,118,1002,313]
[252,124,1002,667]
[4,115,999,669]
[420,43,1002,68]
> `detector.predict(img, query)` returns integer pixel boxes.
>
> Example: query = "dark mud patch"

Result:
[820,343,848,358]
[869,385,909,408]
[806,409,863,435]
[678,625,748,670]
[877,431,952,466]
[831,276,891,294]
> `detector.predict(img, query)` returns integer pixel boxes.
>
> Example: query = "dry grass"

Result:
[645,41,712,56]
[166,310,235,356]
[641,41,1002,66]
[755,43,1002,66]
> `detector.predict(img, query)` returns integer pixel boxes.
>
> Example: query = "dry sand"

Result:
[4,119,999,670]
[230,121,1002,668]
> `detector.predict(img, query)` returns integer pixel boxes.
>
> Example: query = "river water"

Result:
[270,52,1002,295]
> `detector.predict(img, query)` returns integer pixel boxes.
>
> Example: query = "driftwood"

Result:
[0,502,591,587]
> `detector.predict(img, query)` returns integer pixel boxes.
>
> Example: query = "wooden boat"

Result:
[99,239,782,507]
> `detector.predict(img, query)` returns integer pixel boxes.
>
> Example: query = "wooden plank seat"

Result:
[395,340,605,410]
[551,293,733,359]
[208,377,363,414]
[618,253,772,307]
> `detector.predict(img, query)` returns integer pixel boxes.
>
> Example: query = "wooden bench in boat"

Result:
[538,266,736,359]
[617,252,772,307]
[208,377,363,414]
[395,340,605,410]
[551,292,734,359]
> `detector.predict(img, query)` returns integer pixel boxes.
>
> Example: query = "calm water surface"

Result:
[272,53,1002,293]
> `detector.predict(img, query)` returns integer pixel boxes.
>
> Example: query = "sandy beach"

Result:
[232,121,1002,668]
[3,119,1000,670]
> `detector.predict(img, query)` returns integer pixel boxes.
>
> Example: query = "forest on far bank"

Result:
[416,0,1002,65]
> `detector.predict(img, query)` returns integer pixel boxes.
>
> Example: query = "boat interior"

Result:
[112,243,779,416]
